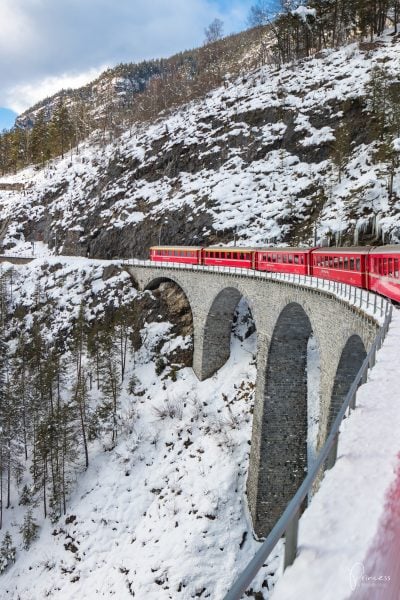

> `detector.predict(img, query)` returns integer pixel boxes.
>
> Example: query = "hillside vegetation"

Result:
[0,30,400,256]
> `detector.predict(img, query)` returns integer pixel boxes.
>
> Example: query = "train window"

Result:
[300,256,304,265]
[272,254,277,262]
[263,254,267,261]
[356,258,361,272]
[349,258,354,270]
[329,258,333,268]
[294,255,299,264]
[226,252,231,259]
[282,254,287,263]
[395,259,399,278]
[388,259,393,277]
[344,257,348,270]
[333,258,338,268]
[276,254,281,262]
[288,255,293,263]
[240,253,245,260]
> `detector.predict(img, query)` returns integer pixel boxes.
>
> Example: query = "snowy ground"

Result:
[0,260,281,599]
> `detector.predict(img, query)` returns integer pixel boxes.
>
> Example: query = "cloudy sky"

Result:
[0,0,277,129]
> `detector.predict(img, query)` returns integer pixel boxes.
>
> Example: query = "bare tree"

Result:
[204,18,224,43]
[248,0,272,27]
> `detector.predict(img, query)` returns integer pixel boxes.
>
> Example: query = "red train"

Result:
[149,245,400,303]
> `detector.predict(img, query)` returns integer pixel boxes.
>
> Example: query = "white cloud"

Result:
[1,0,252,114]
[5,68,108,114]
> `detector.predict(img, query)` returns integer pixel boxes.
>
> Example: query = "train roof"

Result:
[150,245,203,251]
[369,245,400,254]
[206,246,255,252]
[254,247,311,253]
[312,246,372,255]
[206,246,311,253]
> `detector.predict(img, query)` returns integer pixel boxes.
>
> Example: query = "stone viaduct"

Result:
[127,263,379,537]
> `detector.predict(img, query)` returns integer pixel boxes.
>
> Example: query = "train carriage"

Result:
[310,247,370,288]
[150,246,203,265]
[368,246,400,303]
[255,248,310,275]
[202,247,254,269]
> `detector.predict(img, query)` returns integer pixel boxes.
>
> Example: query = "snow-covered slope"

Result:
[1,34,400,259]
[0,258,281,599]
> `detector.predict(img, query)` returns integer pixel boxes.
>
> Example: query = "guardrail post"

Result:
[361,367,368,384]
[369,346,376,369]
[326,432,339,470]
[349,390,356,411]
[284,510,300,570]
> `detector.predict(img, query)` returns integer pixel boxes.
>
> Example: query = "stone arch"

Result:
[142,276,195,366]
[249,302,319,536]
[200,287,257,380]
[328,334,367,431]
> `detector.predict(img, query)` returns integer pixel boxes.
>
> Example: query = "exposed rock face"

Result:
[133,282,193,368]
[1,36,400,256]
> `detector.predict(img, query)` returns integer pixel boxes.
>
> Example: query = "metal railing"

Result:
[125,259,389,322]
[224,302,393,600]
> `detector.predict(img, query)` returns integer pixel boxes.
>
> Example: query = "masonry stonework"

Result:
[127,265,379,537]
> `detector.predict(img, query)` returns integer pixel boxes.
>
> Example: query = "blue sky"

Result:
[0,108,17,131]
[0,0,278,130]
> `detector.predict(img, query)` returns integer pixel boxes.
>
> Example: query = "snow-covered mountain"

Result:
[1,22,400,600]
[1,32,400,258]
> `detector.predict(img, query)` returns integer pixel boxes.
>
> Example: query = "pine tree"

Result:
[100,355,122,446]
[49,97,74,159]
[29,110,50,166]
[20,509,38,550]
[0,531,16,573]
[19,484,33,506]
